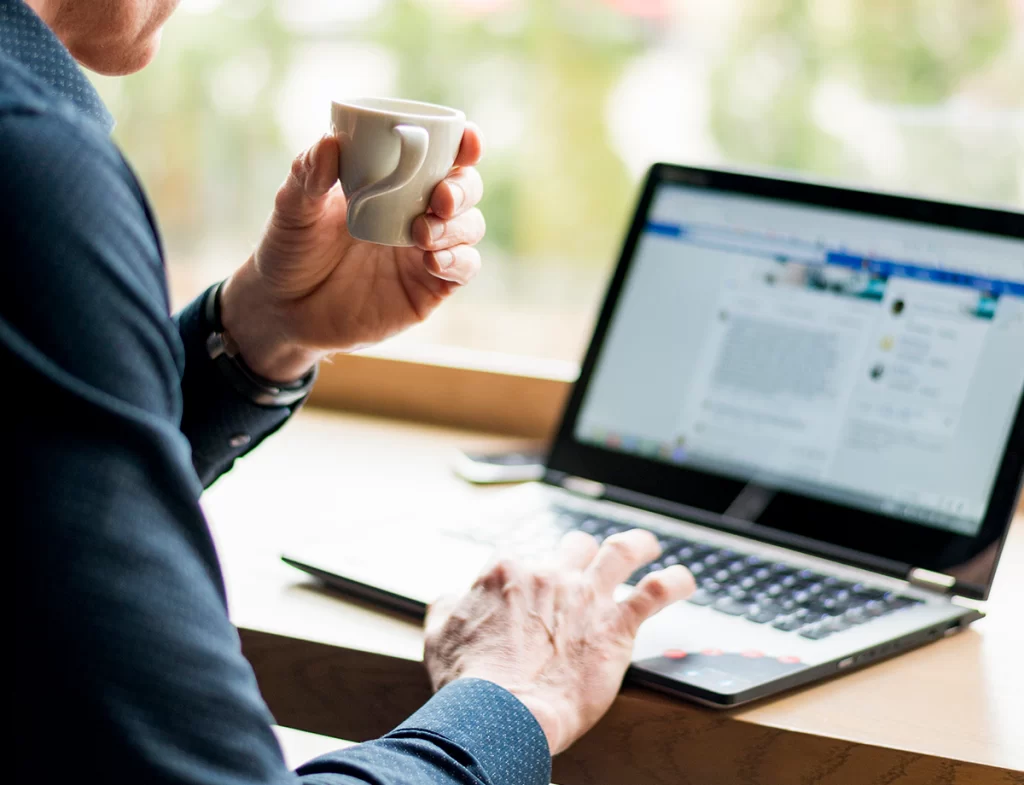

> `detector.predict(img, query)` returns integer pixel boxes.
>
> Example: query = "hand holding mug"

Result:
[218,99,485,383]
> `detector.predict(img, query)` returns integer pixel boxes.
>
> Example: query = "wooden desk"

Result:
[203,408,1024,784]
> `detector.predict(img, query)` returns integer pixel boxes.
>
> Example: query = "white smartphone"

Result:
[451,447,547,484]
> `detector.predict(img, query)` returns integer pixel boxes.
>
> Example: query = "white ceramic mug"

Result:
[331,98,466,247]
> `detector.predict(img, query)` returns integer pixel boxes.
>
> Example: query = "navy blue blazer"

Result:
[1,2,550,783]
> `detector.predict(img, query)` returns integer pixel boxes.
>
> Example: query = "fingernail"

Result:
[428,216,445,241]
[449,182,465,211]
[434,249,454,269]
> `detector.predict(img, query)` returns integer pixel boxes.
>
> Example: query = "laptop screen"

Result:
[574,181,1024,539]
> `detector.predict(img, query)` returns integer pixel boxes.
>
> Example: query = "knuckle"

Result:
[531,569,555,590]
[289,153,308,181]
[273,184,291,213]
[642,575,670,603]
[489,557,517,584]
[411,216,431,248]
[604,535,639,562]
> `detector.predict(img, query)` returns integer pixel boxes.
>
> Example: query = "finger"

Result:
[454,122,484,167]
[429,167,484,220]
[422,244,481,286]
[413,208,486,252]
[555,530,600,572]
[472,555,521,591]
[307,134,341,198]
[585,529,661,593]
[618,565,695,636]
[274,135,340,225]
[424,593,458,637]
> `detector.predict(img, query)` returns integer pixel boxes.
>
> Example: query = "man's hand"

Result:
[424,529,696,755]
[219,126,485,382]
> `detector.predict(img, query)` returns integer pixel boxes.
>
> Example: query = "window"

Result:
[91,0,1024,362]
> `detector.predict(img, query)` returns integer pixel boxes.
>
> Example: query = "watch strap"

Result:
[202,280,317,408]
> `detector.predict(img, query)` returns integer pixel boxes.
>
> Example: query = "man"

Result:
[3,0,695,782]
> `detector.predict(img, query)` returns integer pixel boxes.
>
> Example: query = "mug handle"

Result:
[346,124,430,230]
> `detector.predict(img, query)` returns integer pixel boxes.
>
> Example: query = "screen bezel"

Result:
[547,163,1024,600]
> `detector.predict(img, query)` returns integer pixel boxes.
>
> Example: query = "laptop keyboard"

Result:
[556,508,924,641]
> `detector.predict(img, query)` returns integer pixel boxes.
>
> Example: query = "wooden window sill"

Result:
[309,344,577,439]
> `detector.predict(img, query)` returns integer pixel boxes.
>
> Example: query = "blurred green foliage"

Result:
[91,0,1022,347]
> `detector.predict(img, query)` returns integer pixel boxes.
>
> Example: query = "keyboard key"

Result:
[687,589,718,606]
[552,513,580,531]
[799,625,833,640]
[772,616,805,632]
[745,605,781,624]
[602,523,630,537]
[823,576,853,590]
[714,568,731,582]
[698,579,723,593]
[712,597,751,616]
[753,567,773,582]
[852,584,887,600]
[822,616,851,633]
[662,554,680,566]
[843,607,870,625]
[809,596,849,615]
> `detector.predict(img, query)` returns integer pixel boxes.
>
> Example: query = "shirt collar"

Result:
[0,0,114,132]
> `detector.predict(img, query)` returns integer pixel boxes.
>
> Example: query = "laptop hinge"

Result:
[561,476,606,499]
[907,567,957,594]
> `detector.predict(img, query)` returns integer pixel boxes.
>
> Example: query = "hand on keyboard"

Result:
[424,528,695,755]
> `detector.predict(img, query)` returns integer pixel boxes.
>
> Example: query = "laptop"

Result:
[284,163,1024,707]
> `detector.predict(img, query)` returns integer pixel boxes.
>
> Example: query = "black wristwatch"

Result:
[202,280,318,407]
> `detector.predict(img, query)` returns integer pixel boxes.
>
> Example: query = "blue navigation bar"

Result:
[825,252,1024,297]
[646,221,686,238]
[645,221,1024,298]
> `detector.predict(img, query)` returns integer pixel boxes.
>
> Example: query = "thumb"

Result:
[274,134,340,224]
